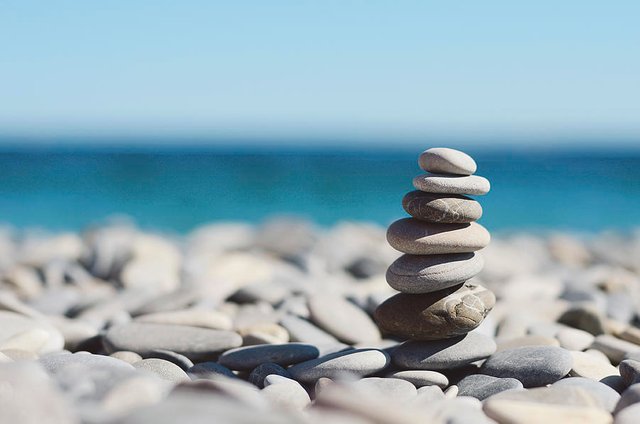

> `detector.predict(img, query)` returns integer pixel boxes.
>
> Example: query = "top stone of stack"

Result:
[413,148,490,195]
[418,147,477,176]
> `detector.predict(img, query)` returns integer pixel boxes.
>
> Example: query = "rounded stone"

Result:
[386,252,484,294]
[188,361,237,380]
[307,293,381,344]
[262,375,311,410]
[418,147,477,175]
[248,362,292,388]
[387,219,490,255]
[375,283,495,340]
[218,343,320,371]
[103,322,242,361]
[402,191,482,223]
[351,377,417,402]
[386,370,449,388]
[457,374,523,400]
[133,358,190,383]
[392,332,497,370]
[481,346,573,387]
[288,348,390,383]
[0,311,64,354]
[413,174,490,195]
[552,377,620,412]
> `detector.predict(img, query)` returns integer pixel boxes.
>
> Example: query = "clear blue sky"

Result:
[1,1,639,145]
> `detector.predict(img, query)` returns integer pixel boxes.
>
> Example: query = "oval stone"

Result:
[218,343,319,370]
[374,283,495,340]
[402,191,482,223]
[392,332,496,370]
[480,346,573,387]
[103,322,242,361]
[413,174,490,195]
[386,252,484,294]
[288,348,390,383]
[386,370,449,388]
[418,147,477,176]
[387,219,490,255]
[308,293,381,344]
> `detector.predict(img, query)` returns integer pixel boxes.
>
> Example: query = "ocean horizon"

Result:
[2,143,640,234]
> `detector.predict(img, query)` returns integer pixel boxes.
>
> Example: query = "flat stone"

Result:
[616,403,640,424]
[103,322,242,361]
[248,362,292,388]
[262,375,311,410]
[569,350,619,381]
[552,377,620,412]
[308,294,381,344]
[218,343,319,371]
[133,358,190,383]
[413,174,490,196]
[386,252,484,294]
[0,310,64,354]
[457,374,523,400]
[375,283,495,340]
[418,147,477,175]
[350,377,417,402]
[619,359,640,387]
[481,346,573,387]
[134,309,233,330]
[238,323,290,345]
[101,375,169,418]
[402,191,482,223]
[387,219,490,255]
[590,335,640,364]
[110,351,143,364]
[557,327,596,351]
[392,332,496,370]
[188,361,237,380]
[279,314,339,345]
[145,349,194,371]
[386,370,449,388]
[496,335,560,352]
[288,348,390,383]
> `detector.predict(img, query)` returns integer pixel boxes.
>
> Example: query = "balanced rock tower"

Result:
[375,147,497,369]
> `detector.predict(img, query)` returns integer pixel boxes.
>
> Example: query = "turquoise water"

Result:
[1,146,639,232]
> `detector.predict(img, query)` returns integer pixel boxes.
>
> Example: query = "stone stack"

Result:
[375,147,497,369]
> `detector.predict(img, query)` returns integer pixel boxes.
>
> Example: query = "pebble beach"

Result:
[2,217,640,423]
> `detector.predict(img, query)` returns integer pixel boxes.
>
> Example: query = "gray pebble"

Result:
[386,252,484,294]
[308,294,381,344]
[288,348,390,383]
[387,219,490,255]
[279,314,339,345]
[392,332,496,370]
[218,343,319,371]
[481,346,573,387]
[552,377,620,412]
[110,351,143,364]
[615,383,640,413]
[615,403,640,424]
[418,147,477,176]
[188,361,237,380]
[103,322,242,361]
[262,375,311,410]
[457,374,523,400]
[413,173,490,195]
[591,335,640,364]
[145,349,194,371]
[133,358,190,383]
[351,377,417,402]
[386,370,449,388]
[402,191,482,223]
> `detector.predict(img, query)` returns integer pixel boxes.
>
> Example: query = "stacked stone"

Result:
[375,147,497,369]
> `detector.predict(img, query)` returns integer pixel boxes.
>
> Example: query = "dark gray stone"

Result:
[248,362,292,388]
[620,359,640,387]
[145,349,194,371]
[218,343,319,371]
[615,383,640,414]
[188,361,237,380]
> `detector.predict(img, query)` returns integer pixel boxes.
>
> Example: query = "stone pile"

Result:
[375,147,498,369]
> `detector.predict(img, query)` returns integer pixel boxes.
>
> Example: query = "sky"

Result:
[1,1,639,146]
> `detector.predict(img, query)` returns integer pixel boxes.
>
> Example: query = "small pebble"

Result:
[481,346,572,387]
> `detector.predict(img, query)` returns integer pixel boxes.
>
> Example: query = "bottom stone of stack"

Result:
[374,282,495,340]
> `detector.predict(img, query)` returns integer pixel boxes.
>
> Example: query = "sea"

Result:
[1,144,640,234]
